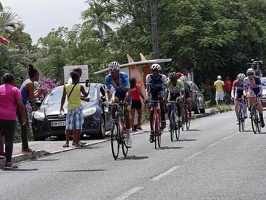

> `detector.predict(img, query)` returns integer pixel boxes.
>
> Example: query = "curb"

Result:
[2,109,222,167]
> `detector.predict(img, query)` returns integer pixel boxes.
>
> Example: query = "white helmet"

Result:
[246,68,255,74]
[237,73,245,81]
[217,75,222,80]
[108,61,120,72]
[150,64,161,71]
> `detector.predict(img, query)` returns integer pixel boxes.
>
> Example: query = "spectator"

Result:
[0,73,27,168]
[224,76,232,95]
[130,78,145,131]
[17,64,48,153]
[60,71,89,148]
[214,75,225,105]
[183,68,192,81]
[67,67,89,146]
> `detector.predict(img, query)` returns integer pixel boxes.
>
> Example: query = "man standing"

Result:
[214,75,225,105]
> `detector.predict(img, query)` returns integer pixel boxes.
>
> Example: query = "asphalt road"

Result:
[1,110,266,200]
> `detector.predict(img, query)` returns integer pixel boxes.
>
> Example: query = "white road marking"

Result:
[151,166,180,181]
[114,187,144,200]
[183,151,203,162]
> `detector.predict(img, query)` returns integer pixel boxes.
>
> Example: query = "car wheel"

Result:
[194,100,200,114]
[97,116,106,139]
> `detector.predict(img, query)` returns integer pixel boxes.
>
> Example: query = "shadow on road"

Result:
[59,169,106,173]
[119,155,149,160]
[2,168,39,171]
[32,158,60,162]
[157,146,183,150]
[178,139,197,142]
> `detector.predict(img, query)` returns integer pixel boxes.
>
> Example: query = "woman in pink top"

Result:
[0,73,27,169]
[130,78,145,131]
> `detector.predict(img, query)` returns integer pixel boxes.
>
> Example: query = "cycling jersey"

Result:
[105,72,130,93]
[232,80,244,99]
[146,74,167,100]
[167,80,184,101]
[244,76,261,95]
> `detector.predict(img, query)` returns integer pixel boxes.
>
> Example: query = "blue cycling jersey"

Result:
[146,74,167,90]
[105,72,130,93]
[244,76,261,95]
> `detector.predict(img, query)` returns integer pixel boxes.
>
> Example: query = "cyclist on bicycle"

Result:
[179,75,193,119]
[231,73,247,124]
[146,64,167,143]
[166,72,184,128]
[244,68,265,127]
[105,61,132,147]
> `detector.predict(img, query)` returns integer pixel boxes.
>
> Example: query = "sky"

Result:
[1,0,87,44]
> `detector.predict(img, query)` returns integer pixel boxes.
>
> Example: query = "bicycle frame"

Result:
[149,100,162,149]
[169,100,181,141]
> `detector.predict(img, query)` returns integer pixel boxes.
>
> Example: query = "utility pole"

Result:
[150,0,159,59]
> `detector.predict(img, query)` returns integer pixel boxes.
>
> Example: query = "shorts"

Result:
[168,93,182,102]
[150,88,164,100]
[66,106,84,130]
[184,91,191,101]
[111,90,131,104]
[215,92,224,100]
[131,99,142,109]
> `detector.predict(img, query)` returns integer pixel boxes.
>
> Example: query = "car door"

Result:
[99,85,112,130]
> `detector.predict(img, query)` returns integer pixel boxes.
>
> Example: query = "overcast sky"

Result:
[1,0,87,44]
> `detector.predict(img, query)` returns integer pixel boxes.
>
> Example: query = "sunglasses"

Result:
[248,73,254,76]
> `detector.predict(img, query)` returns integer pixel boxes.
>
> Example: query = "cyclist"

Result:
[179,75,193,119]
[231,73,247,124]
[105,61,132,147]
[166,72,184,128]
[244,68,265,127]
[146,64,167,143]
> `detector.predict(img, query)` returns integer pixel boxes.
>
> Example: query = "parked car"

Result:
[32,83,112,140]
[188,81,205,114]
[260,77,266,107]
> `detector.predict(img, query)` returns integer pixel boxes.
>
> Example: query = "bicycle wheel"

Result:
[153,114,157,149]
[155,115,161,148]
[170,111,175,142]
[111,123,120,159]
[251,107,258,134]
[238,108,245,132]
[186,113,191,130]
[256,111,261,133]
[122,133,128,157]
[175,112,180,140]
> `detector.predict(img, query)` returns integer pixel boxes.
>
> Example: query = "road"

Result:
[1,110,266,200]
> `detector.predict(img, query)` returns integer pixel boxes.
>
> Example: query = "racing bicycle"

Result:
[168,100,181,141]
[109,102,128,159]
[249,95,261,134]
[237,98,246,132]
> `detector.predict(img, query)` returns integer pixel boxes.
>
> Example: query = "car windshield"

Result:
[43,84,97,105]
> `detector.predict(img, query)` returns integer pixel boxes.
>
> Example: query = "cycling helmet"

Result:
[246,68,255,74]
[169,72,177,79]
[237,73,245,81]
[176,72,182,78]
[150,64,161,71]
[108,61,120,72]
[217,75,222,80]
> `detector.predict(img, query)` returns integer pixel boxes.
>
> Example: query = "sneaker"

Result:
[137,127,143,130]
[126,138,132,148]
[4,162,18,169]
[149,131,154,143]
[236,120,239,125]
[21,147,35,153]
[161,121,166,129]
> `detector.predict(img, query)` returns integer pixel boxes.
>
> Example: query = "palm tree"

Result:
[0,2,24,44]
[81,0,117,41]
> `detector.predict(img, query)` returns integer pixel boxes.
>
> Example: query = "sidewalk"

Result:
[0,108,215,167]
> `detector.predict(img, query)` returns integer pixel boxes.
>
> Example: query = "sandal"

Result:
[63,143,69,147]
[4,162,18,169]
